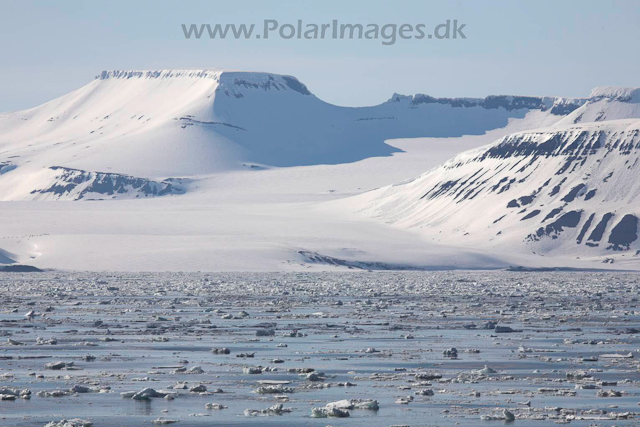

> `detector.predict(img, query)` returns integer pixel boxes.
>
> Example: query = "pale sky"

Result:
[1,0,639,111]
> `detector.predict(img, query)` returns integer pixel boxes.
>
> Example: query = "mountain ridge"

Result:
[0,69,599,201]
[354,118,640,266]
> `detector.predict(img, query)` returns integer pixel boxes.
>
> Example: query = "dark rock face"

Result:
[281,76,311,95]
[508,191,539,209]
[483,96,549,111]
[421,180,460,200]
[232,76,285,91]
[179,117,246,130]
[550,103,581,115]
[561,184,586,203]
[584,189,597,201]
[543,207,564,222]
[410,94,582,115]
[220,74,310,96]
[521,210,541,221]
[607,214,639,251]
[528,211,582,241]
[296,251,421,271]
[30,167,184,201]
[549,178,567,197]
[367,113,640,260]
[0,162,17,177]
[576,213,595,244]
[480,129,609,160]
[587,213,615,245]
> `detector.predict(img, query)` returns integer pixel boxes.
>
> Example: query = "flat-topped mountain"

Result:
[0,69,587,200]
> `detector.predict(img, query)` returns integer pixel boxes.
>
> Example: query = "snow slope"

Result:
[0,69,586,201]
[555,86,640,126]
[0,248,15,264]
[3,71,636,271]
[354,116,640,268]
[0,112,576,271]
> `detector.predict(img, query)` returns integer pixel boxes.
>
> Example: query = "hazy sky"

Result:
[1,0,639,111]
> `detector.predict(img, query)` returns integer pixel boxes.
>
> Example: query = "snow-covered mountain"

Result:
[355,87,640,266]
[0,69,585,201]
[555,87,640,126]
[3,70,638,271]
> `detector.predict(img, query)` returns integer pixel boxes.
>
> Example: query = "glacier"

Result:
[0,69,639,270]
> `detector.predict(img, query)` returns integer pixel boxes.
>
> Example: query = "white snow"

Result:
[351,119,640,268]
[1,70,637,271]
[589,86,640,102]
[0,117,560,271]
[0,69,578,179]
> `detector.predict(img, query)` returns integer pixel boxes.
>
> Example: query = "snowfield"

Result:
[350,86,640,269]
[1,70,638,270]
[350,119,640,267]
